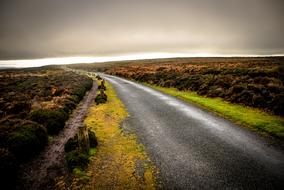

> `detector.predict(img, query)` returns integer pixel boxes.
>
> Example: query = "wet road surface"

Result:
[103,74,284,190]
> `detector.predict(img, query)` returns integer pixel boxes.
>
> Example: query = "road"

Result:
[102,74,284,190]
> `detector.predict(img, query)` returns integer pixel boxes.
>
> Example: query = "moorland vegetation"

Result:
[0,67,92,187]
[103,57,284,116]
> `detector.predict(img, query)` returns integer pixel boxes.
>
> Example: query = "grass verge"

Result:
[145,84,284,140]
[68,79,157,189]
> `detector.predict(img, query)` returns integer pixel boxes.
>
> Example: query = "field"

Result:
[1,57,284,189]
[69,57,284,139]
[0,66,93,187]
[97,57,284,116]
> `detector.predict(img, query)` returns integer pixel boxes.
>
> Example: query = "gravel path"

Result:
[103,74,284,190]
[17,81,98,190]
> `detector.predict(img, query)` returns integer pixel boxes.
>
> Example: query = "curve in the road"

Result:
[103,74,284,190]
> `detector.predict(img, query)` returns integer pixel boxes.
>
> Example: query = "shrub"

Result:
[202,68,221,75]
[229,84,246,94]
[230,90,254,106]
[231,68,248,76]
[64,129,98,170]
[65,150,89,170]
[43,88,52,97]
[65,130,97,153]
[95,91,107,105]
[6,101,31,115]
[68,95,80,104]
[162,79,175,87]
[252,94,265,108]
[98,84,106,90]
[83,78,93,91]
[271,94,284,115]
[267,83,284,94]
[247,84,263,94]
[7,121,48,160]
[98,80,106,91]
[65,135,79,153]
[187,75,203,91]
[253,77,272,85]
[73,87,86,100]
[96,75,102,80]
[29,109,68,135]
[88,129,98,148]
[0,120,17,148]
[207,86,224,98]
[0,148,18,189]
[62,99,77,113]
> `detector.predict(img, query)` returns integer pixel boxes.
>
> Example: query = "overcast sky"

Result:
[0,0,284,60]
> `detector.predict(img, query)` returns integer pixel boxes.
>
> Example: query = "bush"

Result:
[95,91,107,105]
[7,121,48,160]
[253,76,272,85]
[0,119,47,166]
[98,84,106,90]
[6,101,31,115]
[65,135,79,153]
[267,83,284,94]
[67,95,80,104]
[83,78,93,91]
[271,94,284,115]
[163,79,175,87]
[64,129,98,170]
[247,84,263,94]
[231,90,254,106]
[96,75,102,80]
[65,130,97,153]
[0,148,18,189]
[98,80,106,91]
[73,87,87,100]
[0,120,17,148]
[252,94,265,108]
[229,84,246,94]
[71,77,92,100]
[65,150,89,170]
[207,87,224,98]
[62,99,77,113]
[88,129,98,148]
[187,75,203,91]
[29,109,68,135]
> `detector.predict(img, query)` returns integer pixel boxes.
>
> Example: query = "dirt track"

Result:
[17,81,97,190]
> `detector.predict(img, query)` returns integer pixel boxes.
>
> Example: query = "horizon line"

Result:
[0,52,283,68]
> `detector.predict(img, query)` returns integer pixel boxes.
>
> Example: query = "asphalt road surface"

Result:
[102,74,284,190]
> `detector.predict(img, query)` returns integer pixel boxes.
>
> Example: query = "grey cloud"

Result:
[0,0,283,60]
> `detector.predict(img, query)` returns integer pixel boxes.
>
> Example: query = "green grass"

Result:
[145,84,284,140]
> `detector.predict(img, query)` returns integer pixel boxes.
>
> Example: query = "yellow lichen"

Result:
[72,79,157,189]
